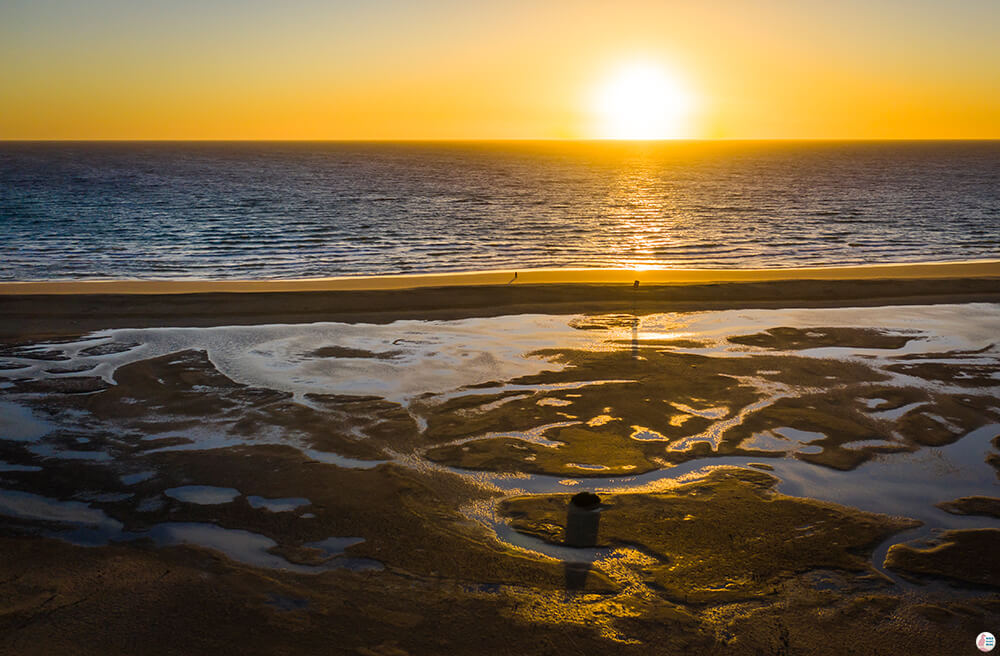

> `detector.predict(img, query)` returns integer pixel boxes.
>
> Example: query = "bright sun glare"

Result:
[591,61,695,140]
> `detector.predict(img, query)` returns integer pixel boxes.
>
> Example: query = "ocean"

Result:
[1,140,998,281]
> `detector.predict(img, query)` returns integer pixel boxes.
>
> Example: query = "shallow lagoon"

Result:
[1,303,998,651]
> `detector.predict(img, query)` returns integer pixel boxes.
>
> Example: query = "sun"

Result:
[590,61,695,140]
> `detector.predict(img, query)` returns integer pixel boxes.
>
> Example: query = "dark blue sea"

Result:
[1,140,998,281]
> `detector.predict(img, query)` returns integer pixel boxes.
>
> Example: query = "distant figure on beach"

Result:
[509,271,518,284]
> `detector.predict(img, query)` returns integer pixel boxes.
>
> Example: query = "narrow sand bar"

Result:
[2,260,999,339]
[3,259,1000,295]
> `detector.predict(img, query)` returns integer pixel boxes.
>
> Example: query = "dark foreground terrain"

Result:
[1,298,998,654]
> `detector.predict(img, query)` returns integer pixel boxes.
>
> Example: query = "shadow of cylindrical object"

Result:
[565,492,601,547]
[563,562,591,590]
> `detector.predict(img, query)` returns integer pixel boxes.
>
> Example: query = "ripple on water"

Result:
[164,486,241,505]
[0,489,123,531]
[2,303,1000,592]
[247,496,311,512]
[0,489,383,573]
[0,401,54,442]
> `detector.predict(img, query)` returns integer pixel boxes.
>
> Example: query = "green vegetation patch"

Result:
[499,467,918,603]
[728,327,917,351]
[936,496,1000,519]
[885,529,1000,587]
[426,426,657,476]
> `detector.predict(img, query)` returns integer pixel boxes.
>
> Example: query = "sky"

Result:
[1,0,998,140]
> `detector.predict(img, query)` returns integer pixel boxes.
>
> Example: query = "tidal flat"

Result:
[0,302,999,654]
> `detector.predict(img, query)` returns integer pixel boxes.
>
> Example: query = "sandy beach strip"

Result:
[1,260,999,339]
[2,259,1000,295]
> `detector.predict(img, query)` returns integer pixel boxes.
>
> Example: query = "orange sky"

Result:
[1,0,998,140]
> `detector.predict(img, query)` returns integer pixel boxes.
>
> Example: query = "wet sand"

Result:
[2,262,1000,341]
[1,271,1000,655]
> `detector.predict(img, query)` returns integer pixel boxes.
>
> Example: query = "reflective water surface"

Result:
[0,303,998,604]
[2,141,999,280]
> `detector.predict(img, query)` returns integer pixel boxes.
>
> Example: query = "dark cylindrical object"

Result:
[565,492,601,547]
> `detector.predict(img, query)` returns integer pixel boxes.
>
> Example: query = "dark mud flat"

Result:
[1,302,999,655]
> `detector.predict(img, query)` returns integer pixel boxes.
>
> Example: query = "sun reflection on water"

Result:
[597,153,689,271]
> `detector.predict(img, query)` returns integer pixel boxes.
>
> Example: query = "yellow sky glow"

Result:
[0,0,997,140]
[589,61,696,139]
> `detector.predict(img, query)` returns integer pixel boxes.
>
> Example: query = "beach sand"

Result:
[1,265,999,655]
[2,261,1000,340]
[3,260,1000,294]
